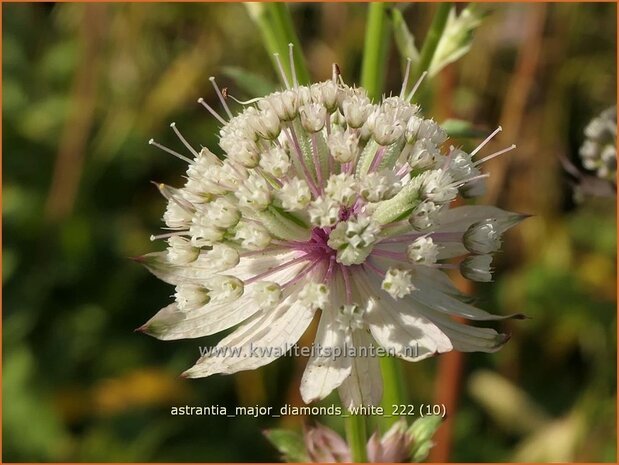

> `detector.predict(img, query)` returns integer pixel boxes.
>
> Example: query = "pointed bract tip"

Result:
[134,324,148,333]
[128,255,146,263]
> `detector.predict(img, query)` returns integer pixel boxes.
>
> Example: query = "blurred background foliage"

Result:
[3,2,616,462]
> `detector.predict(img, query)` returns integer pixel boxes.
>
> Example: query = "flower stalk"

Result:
[361,3,391,101]
[413,3,452,81]
[245,3,310,86]
[345,414,368,462]
[380,356,407,428]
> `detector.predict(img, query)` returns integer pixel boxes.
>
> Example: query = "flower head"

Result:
[139,57,525,408]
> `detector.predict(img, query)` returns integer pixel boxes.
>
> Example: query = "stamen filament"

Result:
[406,71,427,102]
[288,43,298,88]
[148,139,193,164]
[400,58,413,99]
[471,126,502,156]
[474,144,517,166]
[273,53,291,89]
[282,258,321,288]
[311,133,324,192]
[284,125,321,198]
[197,98,227,125]
[170,122,199,158]
[244,253,311,285]
[209,76,233,119]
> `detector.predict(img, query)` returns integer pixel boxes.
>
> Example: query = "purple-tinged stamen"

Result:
[340,265,353,304]
[311,133,324,192]
[363,258,385,277]
[282,258,322,288]
[370,248,409,261]
[368,146,387,173]
[323,255,336,283]
[244,253,311,285]
[395,163,411,178]
[284,125,321,198]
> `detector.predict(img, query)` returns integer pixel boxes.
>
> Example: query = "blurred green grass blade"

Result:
[414,2,452,81]
[442,118,488,138]
[361,3,391,101]
[263,429,310,462]
[245,3,310,86]
[221,66,277,98]
[391,7,420,75]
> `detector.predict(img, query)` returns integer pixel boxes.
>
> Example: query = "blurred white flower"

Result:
[138,57,524,408]
[579,106,617,182]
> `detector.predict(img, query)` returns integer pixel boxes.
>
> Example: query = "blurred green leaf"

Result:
[442,118,488,139]
[221,66,277,98]
[264,429,310,462]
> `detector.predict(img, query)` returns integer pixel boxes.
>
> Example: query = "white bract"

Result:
[140,56,525,409]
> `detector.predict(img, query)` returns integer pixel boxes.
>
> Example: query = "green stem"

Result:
[360,2,391,101]
[345,414,368,462]
[245,3,310,86]
[380,356,407,428]
[413,2,452,80]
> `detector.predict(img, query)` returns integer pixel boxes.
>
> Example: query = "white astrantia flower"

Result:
[139,53,526,409]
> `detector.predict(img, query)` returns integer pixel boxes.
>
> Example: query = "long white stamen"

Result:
[148,138,193,164]
[474,144,517,166]
[451,172,490,188]
[400,58,412,98]
[471,126,503,156]
[406,71,427,102]
[170,122,198,158]
[273,53,290,89]
[209,76,233,119]
[197,98,227,125]
[150,231,185,241]
[288,43,298,88]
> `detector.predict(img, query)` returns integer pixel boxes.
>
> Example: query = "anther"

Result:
[148,138,193,164]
